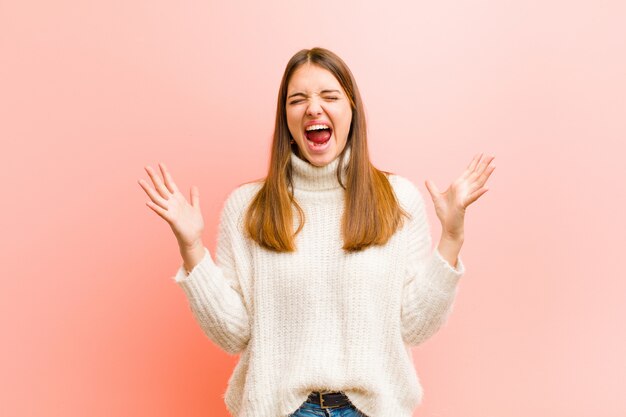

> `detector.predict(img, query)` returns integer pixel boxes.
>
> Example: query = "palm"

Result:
[425,153,495,237]
[163,191,205,244]
[138,162,205,248]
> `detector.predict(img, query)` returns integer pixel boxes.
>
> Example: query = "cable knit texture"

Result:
[172,145,466,417]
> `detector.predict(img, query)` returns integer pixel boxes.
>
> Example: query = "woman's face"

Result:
[286,63,353,167]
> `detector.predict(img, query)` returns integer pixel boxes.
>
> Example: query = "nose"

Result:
[305,98,323,117]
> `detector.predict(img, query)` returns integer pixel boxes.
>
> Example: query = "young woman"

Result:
[138,47,495,417]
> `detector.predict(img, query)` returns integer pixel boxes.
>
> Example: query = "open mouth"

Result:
[304,124,332,147]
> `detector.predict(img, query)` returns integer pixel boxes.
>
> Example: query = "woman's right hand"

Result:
[138,162,205,251]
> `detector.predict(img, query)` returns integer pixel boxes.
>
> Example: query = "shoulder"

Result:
[221,180,264,224]
[387,173,425,213]
[224,180,264,208]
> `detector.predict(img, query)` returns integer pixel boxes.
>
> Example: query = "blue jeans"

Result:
[289,398,368,417]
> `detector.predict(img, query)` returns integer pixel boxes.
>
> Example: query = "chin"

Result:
[307,152,336,167]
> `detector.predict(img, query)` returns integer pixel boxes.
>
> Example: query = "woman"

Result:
[138,47,494,417]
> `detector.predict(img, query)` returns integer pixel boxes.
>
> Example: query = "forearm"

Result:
[402,232,465,347]
[173,247,251,355]
[437,234,464,269]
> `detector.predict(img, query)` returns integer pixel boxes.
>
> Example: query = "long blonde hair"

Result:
[244,47,409,252]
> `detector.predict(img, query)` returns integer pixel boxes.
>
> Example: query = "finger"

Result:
[425,180,440,199]
[145,200,172,223]
[145,165,172,199]
[138,178,169,209]
[476,164,496,187]
[467,153,483,172]
[462,153,481,179]
[466,187,489,206]
[475,155,495,176]
[468,163,495,190]
[465,181,482,196]
[159,162,181,195]
[190,185,200,208]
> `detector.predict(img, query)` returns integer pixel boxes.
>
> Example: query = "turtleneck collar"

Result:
[290,144,351,191]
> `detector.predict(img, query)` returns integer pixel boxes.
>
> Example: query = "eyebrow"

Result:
[287,89,341,99]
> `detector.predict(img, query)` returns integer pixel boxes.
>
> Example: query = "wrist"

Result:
[179,240,206,274]
[442,231,464,242]
[437,235,463,269]
[178,237,203,252]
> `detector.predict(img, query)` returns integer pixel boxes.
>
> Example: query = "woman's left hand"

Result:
[425,153,495,239]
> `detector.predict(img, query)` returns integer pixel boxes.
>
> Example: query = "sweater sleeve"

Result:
[399,178,466,347]
[171,189,251,355]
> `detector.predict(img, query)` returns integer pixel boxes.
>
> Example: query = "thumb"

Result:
[190,185,200,208]
[424,179,440,200]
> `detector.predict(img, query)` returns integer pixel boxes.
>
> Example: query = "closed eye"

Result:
[288,96,338,105]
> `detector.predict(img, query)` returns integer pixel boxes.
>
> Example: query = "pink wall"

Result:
[1,1,625,416]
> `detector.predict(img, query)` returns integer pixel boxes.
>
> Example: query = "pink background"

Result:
[1,1,625,416]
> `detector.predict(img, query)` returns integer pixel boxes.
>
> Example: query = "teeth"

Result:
[305,124,330,131]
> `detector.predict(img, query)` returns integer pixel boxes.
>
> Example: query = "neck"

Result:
[290,145,351,191]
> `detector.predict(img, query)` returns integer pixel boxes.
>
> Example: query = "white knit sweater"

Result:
[172,145,466,417]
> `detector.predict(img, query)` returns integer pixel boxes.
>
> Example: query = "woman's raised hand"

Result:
[424,152,495,240]
[138,162,205,250]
